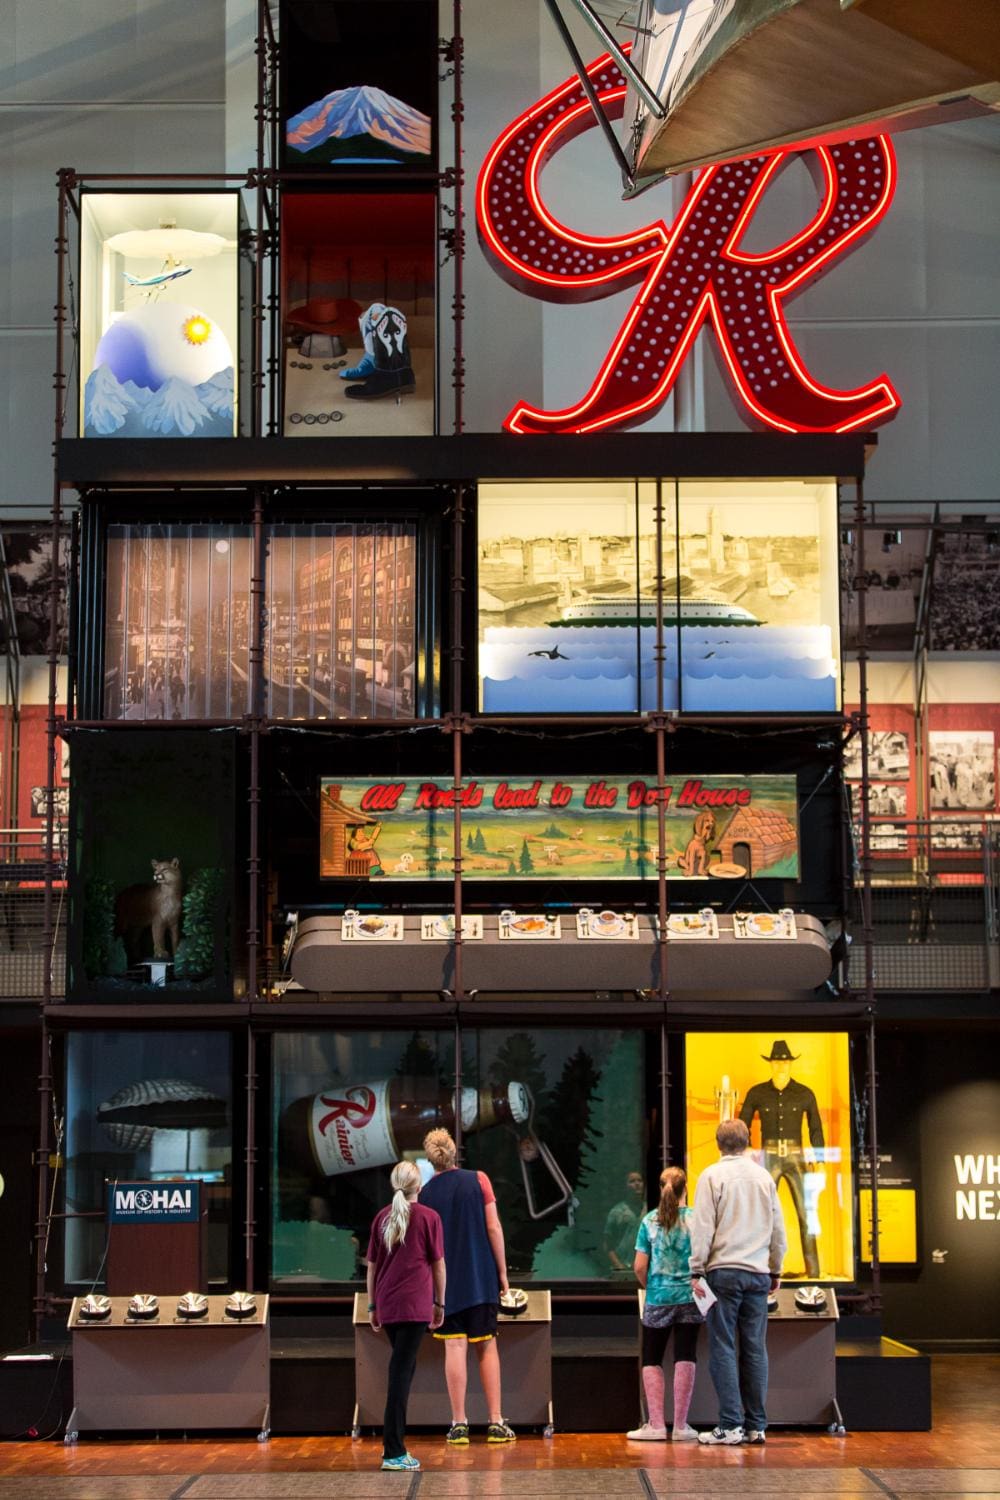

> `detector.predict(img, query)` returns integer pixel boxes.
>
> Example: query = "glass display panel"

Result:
[281,193,436,436]
[64,1030,232,1285]
[80,193,239,438]
[265,523,419,718]
[477,479,840,713]
[478,481,648,713]
[677,481,840,712]
[104,525,252,719]
[281,0,438,172]
[70,731,235,998]
[685,1031,854,1282]
[272,1025,645,1284]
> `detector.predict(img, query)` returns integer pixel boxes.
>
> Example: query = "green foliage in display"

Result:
[272,1220,358,1282]
[173,867,224,979]
[518,838,534,874]
[82,877,128,979]
[270,1027,647,1287]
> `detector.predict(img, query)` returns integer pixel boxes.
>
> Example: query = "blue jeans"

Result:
[705,1268,771,1432]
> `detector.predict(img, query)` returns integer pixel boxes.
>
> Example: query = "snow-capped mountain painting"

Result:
[286,84,432,166]
[85,364,234,438]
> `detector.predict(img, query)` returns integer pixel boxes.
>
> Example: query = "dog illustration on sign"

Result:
[676,811,717,877]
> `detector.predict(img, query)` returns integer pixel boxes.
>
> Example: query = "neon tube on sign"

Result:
[476,49,900,435]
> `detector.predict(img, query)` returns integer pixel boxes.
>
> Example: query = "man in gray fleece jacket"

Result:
[688,1118,787,1446]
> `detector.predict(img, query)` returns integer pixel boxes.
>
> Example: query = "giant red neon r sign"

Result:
[476,50,900,435]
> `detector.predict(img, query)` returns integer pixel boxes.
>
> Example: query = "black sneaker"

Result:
[446,1421,469,1446]
[487,1419,516,1444]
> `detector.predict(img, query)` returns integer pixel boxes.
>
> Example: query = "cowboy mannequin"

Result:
[739,1041,824,1278]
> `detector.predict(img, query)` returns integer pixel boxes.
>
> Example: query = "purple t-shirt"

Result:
[367,1201,444,1326]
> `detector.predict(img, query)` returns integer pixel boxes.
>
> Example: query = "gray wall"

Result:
[459,6,1000,499]
[1,1,998,509]
[0,0,226,514]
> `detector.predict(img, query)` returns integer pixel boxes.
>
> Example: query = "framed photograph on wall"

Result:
[928,730,995,811]
[843,729,910,781]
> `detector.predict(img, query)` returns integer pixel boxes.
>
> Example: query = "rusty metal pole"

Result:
[244,1026,258,1289]
[450,478,466,1156]
[652,479,671,1169]
[854,476,880,1309]
[44,172,70,1008]
[451,1,465,433]
[33,1023,54,1338]
[247,486,265,1001]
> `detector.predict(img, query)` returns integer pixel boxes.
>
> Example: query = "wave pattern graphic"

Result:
[481,625,838,712]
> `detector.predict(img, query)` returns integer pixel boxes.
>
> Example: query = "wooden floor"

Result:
[0,1356,996,1498]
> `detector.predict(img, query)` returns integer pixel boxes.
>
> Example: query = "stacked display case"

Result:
[32,1,897,1423]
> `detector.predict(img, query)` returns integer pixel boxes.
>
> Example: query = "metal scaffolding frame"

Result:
[28,0,889,1331]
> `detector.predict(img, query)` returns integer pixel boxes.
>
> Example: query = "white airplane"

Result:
[123,257,192,299]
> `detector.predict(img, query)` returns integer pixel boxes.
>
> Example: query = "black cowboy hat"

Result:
[762,1040,800,1062]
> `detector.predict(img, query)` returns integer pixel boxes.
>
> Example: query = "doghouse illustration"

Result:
[320,783,384,878]
[715,805,797,876]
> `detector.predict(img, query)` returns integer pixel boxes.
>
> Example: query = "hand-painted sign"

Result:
[477,48,899,435]
[319,775,798,880]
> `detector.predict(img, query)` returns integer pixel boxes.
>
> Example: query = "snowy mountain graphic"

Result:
[287,84,432,164]
[84,364,234,438]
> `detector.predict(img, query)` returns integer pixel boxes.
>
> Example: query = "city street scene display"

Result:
[318,773,800,881]
[80,193,239,438]
[103,522,419,720]
[281,0,437,171]
[686,1031,854,1281]
[63,1030,232,1285]
[478,479,840,713]
[272,1026,644,1284]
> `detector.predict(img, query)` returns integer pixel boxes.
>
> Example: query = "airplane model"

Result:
[123,256,192,299]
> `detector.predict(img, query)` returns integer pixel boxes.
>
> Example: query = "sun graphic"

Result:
[182,314,212,346]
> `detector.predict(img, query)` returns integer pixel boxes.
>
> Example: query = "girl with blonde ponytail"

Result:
[383,1160,422,1250]
[366,1161,446,1472]
[627,1166,704,1444]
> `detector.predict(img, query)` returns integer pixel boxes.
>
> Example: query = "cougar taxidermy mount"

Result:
[115,857,183,965]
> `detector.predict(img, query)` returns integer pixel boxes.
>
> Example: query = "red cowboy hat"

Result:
[286,296,363,338]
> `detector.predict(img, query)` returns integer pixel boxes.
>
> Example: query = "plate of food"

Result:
[748,913,778,936]
[592,910,625,935]
[343,913,404,940]
[664,910,718,939]
[669,913,704,932]
[357,915,388,936]
[421,915,483,940]
[500,911,560,939]
[511,916,548,934]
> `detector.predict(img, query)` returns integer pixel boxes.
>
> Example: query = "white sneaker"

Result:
[626,1422,667,1440]
[698,1425,745,1445]
[671,1423,699,1442]
[744,1429,766,1444]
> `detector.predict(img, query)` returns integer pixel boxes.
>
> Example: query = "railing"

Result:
[0,830,67,999]
[849,818,993,993]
